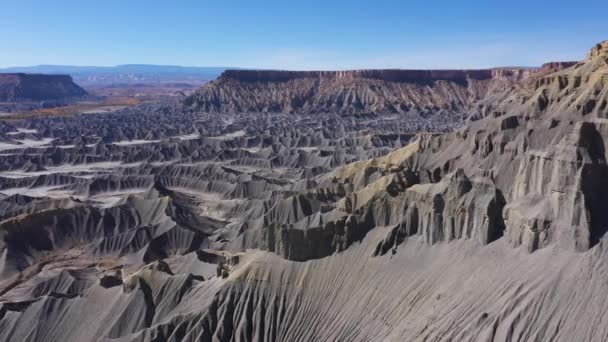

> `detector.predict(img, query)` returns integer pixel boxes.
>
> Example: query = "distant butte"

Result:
[0,73,88,102]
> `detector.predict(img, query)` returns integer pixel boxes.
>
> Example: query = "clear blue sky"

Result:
[1,0,606,70]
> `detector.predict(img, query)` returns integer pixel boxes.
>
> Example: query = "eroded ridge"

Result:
[0,41,607,342]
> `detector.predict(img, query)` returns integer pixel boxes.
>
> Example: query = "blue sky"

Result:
[1,0,606,69]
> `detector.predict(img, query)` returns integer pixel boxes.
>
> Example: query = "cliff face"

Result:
[587,40,608,59]
[0,73,88,102]
[185,66,566,115]
[3,42,608,342]
[218,68,528,83]
[260,40,608,260]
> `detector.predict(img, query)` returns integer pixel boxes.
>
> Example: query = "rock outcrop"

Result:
[587,40,608,60]
[0,41,608,342]
[304,39,608,256]
[0,73,88,102]
[184,66,571,117]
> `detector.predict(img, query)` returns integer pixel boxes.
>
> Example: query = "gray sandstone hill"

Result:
[0,41,606,342]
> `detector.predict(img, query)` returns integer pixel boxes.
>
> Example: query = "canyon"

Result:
[0,41,606,342]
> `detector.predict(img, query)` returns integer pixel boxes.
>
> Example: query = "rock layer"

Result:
[0,73,88,102]
[0,41,607,342]
[185,66,569,116]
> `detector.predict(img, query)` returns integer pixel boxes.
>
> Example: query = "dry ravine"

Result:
[0,41,607,342]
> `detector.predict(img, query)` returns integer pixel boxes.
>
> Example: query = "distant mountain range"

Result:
[0,64,236,86]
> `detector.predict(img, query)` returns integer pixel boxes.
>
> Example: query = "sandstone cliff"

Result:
[0,73,88,102]
[258,40,608,260]
[184,66,569,116]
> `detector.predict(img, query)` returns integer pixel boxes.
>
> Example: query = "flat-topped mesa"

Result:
[187,67,545,115]
[0,73,74,82]
[219,68,533,84]
[0,73,88,102]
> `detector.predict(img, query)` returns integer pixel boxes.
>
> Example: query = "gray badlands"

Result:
[0,41,607,341]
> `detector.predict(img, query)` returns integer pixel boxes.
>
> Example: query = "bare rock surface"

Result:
[0,41,607,341]
[0,73,87,102]
[0,73,90,112]
[184,67,565,117]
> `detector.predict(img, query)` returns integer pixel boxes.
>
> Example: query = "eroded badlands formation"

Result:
[0,41,607,341]
[184,64,577,116]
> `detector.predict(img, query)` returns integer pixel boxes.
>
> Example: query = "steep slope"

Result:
[178,41,607,340]
[0,41,606,342]
[184,66,578,117]
[0,73,88,102]
[276,39,608,259]
[0,65,229,86]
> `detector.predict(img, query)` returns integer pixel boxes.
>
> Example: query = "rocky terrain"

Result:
[0,41,606,341]
[0,73,90,112]
[185,64,576,117]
